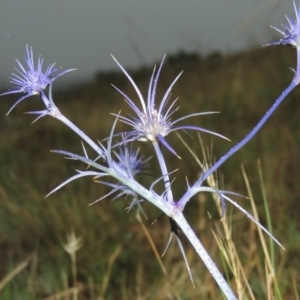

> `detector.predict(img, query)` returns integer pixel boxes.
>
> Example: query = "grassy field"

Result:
[0,45,299,299]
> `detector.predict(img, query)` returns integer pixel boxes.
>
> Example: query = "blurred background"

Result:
[1,0,300,299]
[0,0,293,87]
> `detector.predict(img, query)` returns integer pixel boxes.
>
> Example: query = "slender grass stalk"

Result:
[0,257,31,292]
[99,244,123,300]
[241,166,283,300]
[257,160,283,300]
[257,160,275,269]
[293,277,300,300]
[62,231,83,300]
[136,211,169,277]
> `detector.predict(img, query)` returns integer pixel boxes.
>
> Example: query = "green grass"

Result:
[0,45,299,299]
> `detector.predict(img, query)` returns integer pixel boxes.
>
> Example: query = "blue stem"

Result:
[152,140,175,204]
[177,80,297,208]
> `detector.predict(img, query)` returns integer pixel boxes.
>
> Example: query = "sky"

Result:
[0,0,293,87]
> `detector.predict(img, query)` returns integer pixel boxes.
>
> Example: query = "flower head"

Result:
[90,142,151,208]
[62,230,83,255]
[266,1,300,47]
[1,45,75,114]
[114,142,151,177]
[111,55,227,157]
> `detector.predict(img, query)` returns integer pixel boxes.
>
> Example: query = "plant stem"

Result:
[152,140,174,204]
[200,81,296,184]
[173,211,237,300]
[177,81,296,208]
[71,253,77,300]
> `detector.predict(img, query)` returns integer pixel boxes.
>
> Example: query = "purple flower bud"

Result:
[1,45,75,114]
[266,1,300,48]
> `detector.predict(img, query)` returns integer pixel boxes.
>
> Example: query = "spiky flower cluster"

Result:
[267,0,300,47]
[91,142,151,213]
[2,2,299,298]
[114,143,151,177]
[112,55,227,157]
[0,45,75,115]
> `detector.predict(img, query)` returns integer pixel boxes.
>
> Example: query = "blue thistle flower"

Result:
[266,0,300,47]
[111,55,228,157]
[113,143,151,178]
[1,45,75,114]
[90,142,151,214]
